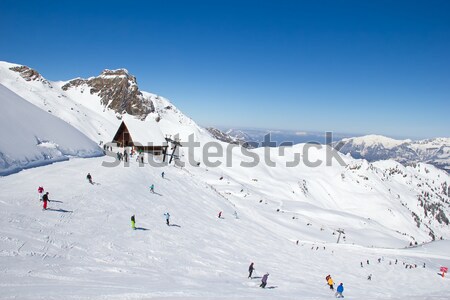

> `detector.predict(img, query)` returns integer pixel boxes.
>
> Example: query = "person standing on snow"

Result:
[38,186,44,200]
[42,192,49,210]
[327,276,334,290]
[86,173,93,184]
[164,213,170,226]
[161,172,165,178]
[335,283,344,298]
[218,211,222,218]
[248,262,254,279]
[260,273,269,288]
[150,184,155,193]
[131,215,136,230]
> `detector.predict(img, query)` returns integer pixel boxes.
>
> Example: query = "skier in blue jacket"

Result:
[335,283,344,298]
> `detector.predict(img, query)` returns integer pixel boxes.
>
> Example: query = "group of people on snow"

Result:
[326,275,344,298]
[38,186,50,210]
[247,263,269,290]
[130,213,171,230]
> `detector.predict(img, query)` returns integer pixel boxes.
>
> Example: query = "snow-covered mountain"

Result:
[337,135,450,173]
[0,61,204,146]
[1,61,449,299]
[0,61,208,174]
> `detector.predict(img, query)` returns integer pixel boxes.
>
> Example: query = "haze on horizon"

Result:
[1,0,449,139]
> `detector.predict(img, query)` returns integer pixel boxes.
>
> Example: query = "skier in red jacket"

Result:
[42,192,49,210]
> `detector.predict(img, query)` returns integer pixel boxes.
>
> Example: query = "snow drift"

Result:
[0,84,103,175]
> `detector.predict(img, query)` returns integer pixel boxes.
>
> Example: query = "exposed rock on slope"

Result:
[62,69,154,118]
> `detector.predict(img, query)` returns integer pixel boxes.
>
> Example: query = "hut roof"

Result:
[118,116,167,146]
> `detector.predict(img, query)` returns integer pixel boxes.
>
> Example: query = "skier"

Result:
[360,262,363,267]
[327,276,334,290]
[366,260,369,265]
[260,273,269,288]
[248,262,254,279]
[367,274,372,280]
[38,186,44,200]
[161,172,165,178]
[335,283,344,298]
[86,173,93,184]
[218,211,222,218]
[164,212,170,226]
[150,184,155,193]
[131,215,136,230]
[42,192,49,210]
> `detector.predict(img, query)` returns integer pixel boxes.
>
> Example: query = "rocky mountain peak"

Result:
[62,69,154,119]
[9,65,51,86]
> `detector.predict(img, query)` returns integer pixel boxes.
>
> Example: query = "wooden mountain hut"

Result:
[112,119,167,155]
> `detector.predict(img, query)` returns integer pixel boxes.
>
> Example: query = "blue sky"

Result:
[1,0,449,139]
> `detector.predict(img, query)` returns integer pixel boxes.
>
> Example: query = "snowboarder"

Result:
[218,211,222,218]
[150,184,155,193]
[131,215,136,230]
[38,186,44,200]
[86,173,93,184]
[260,273,269,288]
[248,262,254,279]
[335,283,344,298]
[42,192,49,210]
[367,274,372,280]
[161,172,165,178]
[327,276,334,290]
[164,213,170,226]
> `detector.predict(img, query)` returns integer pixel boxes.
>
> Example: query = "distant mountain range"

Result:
[336,135,450,173]
[211,128,450,172]
[208,127,353,147]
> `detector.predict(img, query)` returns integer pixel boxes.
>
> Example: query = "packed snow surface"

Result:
[0,153,449,299]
